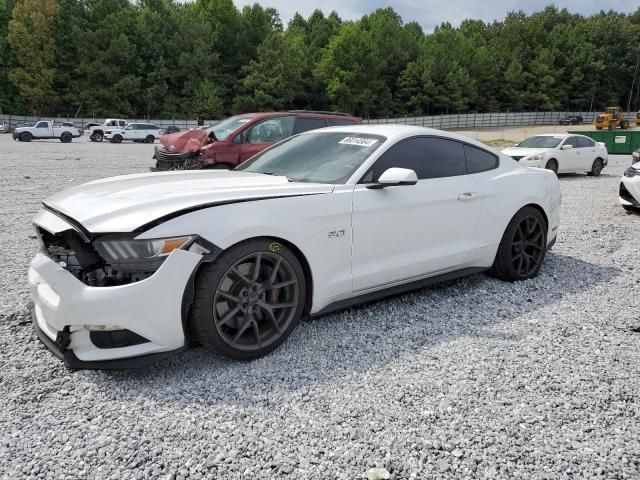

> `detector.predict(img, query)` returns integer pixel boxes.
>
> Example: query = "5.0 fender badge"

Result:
[328,230,345,239]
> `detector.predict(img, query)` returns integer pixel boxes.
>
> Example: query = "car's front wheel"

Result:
[190,238,306,359]
[544,159,558,175]
[491,206,547,282]
[110,134,123,144]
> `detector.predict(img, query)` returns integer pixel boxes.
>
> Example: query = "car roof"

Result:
[235,111,360,120]
[532,133,570,138]
[297,124,494,149]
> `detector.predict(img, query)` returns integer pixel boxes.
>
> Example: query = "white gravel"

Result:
[1,134,639,479]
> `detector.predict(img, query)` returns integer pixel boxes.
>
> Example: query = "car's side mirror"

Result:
[561,144,573,150]
[367,168,418,189]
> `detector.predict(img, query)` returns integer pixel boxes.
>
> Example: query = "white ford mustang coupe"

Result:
[29,125,561,369]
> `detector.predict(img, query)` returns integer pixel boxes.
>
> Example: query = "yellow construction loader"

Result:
[593,106,629,130]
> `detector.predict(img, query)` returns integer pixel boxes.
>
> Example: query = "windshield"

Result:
[516,136,563,148]
[237,132,386,184]
[209,116,252,140]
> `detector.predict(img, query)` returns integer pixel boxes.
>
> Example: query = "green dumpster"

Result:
[569,130,640,154]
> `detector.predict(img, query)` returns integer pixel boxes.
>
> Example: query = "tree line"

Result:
[0,0,639,119]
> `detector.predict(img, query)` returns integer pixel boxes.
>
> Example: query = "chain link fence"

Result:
[364,111,602,129]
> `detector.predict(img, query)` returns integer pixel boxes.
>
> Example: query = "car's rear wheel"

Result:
[19,132,32,142]
[190,239,306,359]
[587,158,604,177]
[544,158,558,174]
[491,206,547,282]
[60,133,72,143]
[145,135,155,143]
[111,134,122,144]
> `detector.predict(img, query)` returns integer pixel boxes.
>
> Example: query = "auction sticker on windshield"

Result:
[339,137,379,147]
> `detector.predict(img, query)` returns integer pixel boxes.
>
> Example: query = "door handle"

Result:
[458,192,479,201]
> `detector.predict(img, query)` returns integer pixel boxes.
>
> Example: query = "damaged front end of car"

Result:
[152,128,216,171]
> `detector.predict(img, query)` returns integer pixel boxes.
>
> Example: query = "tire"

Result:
[19,132,32,142]
[491,206,547,282]
[623,205,637,212]
[110,134,122,144]
[91,131,103,142]
[190,238,306,360]
[60,133,72,143]
[587,158,604,177]
[544,158,558,175]
[144,135,155,144]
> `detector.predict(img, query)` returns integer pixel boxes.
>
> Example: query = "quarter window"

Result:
[564,136,580,148]
[293,117,327,135]
[464,145,499,174]
[327,118,358,126]
[366,137,467,181]
[577,136,595,148]
[247,116,294,144]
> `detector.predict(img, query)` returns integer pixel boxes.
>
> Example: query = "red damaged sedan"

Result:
[153,110,362,171]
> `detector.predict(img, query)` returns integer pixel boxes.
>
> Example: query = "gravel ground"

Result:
[1,134,639,479]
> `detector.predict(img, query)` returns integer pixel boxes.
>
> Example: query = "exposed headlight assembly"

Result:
[93,235,203,272]
[624,166,639,178]
[632,151,639,161]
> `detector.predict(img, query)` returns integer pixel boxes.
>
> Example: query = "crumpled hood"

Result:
[501,147,553,158]
[159,129,211,153]
[43,170,334,233]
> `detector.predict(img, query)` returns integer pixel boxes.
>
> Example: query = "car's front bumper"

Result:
[29,248,201,369]
[620,176,640,207]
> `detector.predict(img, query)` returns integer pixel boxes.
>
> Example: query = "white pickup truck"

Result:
[87,119,127,142]
[13,120,80,143]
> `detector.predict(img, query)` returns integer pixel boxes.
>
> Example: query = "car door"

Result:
[351,136,483,292]
[33,121,50,138]
[577,136,597,171]
[558,136,581,172]
[122,124,135,141]
[239,116,294,162]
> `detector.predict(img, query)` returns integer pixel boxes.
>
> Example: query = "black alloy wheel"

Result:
[191,239,306,359]
[492,206,547,281]
[213,252,298,351]
[510,215,545,277]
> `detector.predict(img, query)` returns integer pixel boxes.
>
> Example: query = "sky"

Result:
[229,0,639,31]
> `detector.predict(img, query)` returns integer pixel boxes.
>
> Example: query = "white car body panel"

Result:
[30,125,562,365]
[620,163,640,208]
[502,134,608,173]
[43,170,334,233]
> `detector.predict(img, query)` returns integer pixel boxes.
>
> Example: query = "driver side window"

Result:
[36,121,48,128]
[246,116,294,144]
[363,136,467,182]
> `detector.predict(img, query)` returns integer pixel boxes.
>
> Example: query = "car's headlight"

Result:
[93,235,196,271]
[523,154,545,162]
[632,151,639,161]
[624,167,639,178]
